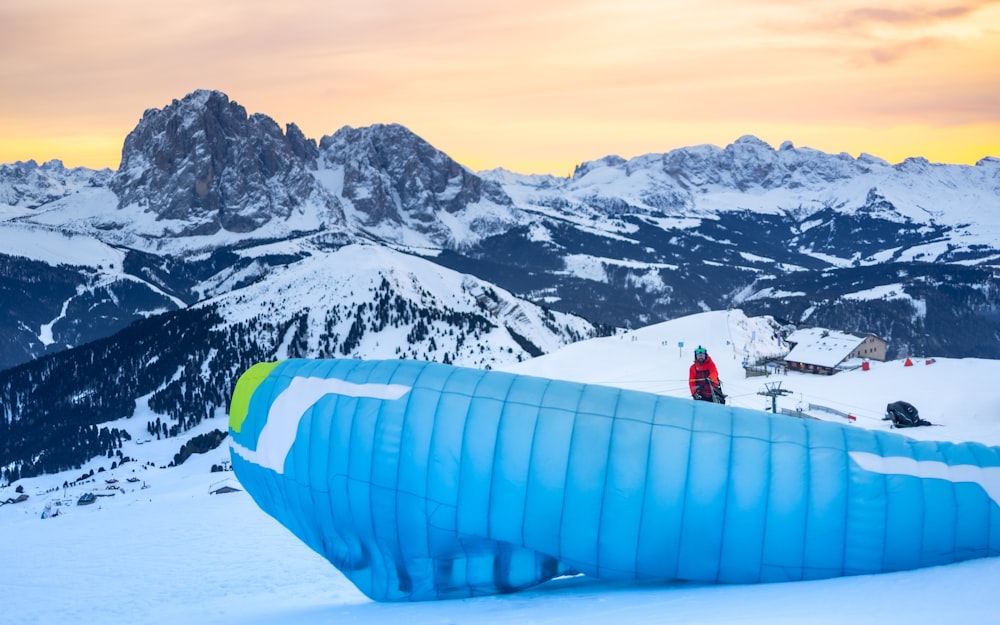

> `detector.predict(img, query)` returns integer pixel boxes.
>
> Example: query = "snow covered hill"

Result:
[2,309,999,624]
[0,239,603,481]
[207,241,598,366]
[500,309,1000,447]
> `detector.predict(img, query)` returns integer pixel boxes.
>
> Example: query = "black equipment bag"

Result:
[885,401,930,427]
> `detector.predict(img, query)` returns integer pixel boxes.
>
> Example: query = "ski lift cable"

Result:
[531,375,884,421]
[792,393,885,420]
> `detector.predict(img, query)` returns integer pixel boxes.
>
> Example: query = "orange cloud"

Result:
[833,2,997,31]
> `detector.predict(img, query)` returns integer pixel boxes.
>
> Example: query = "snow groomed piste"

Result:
[228,358,1000,602]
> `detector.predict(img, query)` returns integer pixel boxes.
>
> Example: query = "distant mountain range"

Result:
[1,89,998,480]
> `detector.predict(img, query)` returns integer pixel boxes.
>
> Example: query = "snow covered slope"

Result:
[2,309,999,624]
[208,241,598,367]
[501,309,1000,446]
[0,237,604,481]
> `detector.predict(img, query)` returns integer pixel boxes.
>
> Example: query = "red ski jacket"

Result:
[689,355,721,398]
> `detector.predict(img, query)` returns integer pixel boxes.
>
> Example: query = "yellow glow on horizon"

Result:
[3,121,996,177]
[446,124,1000,178]
[0,136,122,170]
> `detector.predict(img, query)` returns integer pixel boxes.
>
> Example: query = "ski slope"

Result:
[2,310,999,624]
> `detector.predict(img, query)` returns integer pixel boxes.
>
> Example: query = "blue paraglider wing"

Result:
[229,359,1000,601]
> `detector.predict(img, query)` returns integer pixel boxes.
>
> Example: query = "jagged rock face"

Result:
[319,124,511,237]
[652,136,872,192]
[566,136,882,215]
[110,90,331,235]
[0,160,111,209]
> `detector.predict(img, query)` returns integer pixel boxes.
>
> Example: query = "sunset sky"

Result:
[1,1,998,175]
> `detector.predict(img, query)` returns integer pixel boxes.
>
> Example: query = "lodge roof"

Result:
[784,328,877,369]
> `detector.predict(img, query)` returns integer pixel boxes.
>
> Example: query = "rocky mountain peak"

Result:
[655,135,886,192]
[318,123,511,243]
[571,155,628,179]
[110,90,332,236]
[0,159,111,209]
[723,135,786,189]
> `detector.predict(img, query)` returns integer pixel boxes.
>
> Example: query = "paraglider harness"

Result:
[884,401,932,428]
[694,380,726,404]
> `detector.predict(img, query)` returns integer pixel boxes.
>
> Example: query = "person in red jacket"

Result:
[689,346,725,403]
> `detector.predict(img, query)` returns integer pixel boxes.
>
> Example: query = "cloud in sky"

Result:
[831,2,995,31]
[1,0,998,174]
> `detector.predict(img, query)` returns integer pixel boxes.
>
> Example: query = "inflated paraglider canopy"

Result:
[229,358,1000,601]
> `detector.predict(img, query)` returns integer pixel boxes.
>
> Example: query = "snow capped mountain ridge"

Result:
[8,90,998,256]
[317,122,520,248]
[0,159,112,210]
[5,90,998,262]
[521,134,1000,228]
[1,88,998,397]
